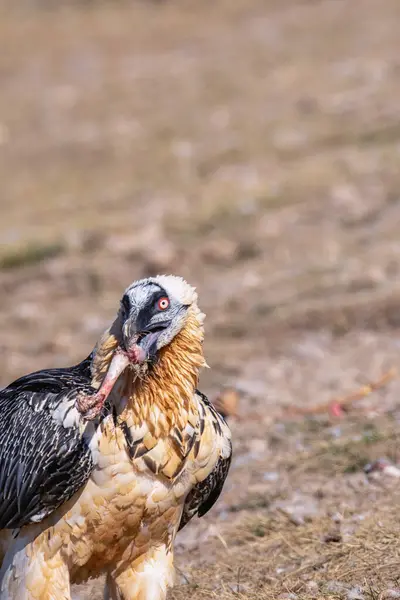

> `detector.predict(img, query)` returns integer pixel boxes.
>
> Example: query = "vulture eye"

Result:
[157,297,170,311]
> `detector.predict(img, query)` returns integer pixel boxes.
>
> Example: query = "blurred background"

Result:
[2,1,400,598]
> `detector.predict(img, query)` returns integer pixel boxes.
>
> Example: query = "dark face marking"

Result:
[120,294,131,319]
[135,289,172,333]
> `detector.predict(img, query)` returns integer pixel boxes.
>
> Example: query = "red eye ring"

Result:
[157,297,170,311]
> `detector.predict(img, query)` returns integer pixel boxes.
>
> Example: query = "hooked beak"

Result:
[122,321,171,364]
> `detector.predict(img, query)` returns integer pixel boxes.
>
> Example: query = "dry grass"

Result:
[172,511,400,599]
[170,414,400,600]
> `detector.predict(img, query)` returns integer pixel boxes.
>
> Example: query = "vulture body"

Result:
[0,275,232,600]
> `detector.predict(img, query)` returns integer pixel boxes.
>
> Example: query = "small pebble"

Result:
[326,581,349,593]
[263,471,279,482]
[382,590,400,599]
[347,586,364,600]
[306,581,319,593]
[323,531,342,543]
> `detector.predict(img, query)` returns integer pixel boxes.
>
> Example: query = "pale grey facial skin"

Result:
[120,279,190,358]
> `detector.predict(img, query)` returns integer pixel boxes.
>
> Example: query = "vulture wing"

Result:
[179,390,232,531]
[0,357,97,529]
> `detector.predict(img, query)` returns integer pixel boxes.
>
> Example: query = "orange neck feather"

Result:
[92,306,206,435]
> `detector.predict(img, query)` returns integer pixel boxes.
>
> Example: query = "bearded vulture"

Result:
[0,275,232,600]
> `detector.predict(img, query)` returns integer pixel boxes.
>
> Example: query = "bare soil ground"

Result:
[2,0,400,598]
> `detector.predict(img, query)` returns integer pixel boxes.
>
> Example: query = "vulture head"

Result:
[119,275,201,366]
[82,276,206,419]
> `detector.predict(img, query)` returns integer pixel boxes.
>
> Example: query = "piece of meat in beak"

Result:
[77,348,131,420]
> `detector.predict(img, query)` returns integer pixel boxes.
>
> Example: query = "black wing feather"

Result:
[0,356,96,529]
[179,450,232,531]
[179,390,232,531]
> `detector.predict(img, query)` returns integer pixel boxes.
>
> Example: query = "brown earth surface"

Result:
[2,0,400,598]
